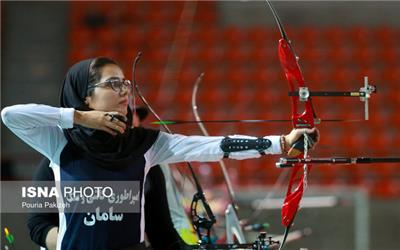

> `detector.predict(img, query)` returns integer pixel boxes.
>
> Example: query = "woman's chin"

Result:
[107,105,128,116]
[119,107,128,116]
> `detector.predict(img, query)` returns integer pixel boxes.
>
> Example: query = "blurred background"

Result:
[1,1,400,249]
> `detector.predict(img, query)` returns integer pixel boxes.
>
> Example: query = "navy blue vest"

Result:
[59,143,146,250]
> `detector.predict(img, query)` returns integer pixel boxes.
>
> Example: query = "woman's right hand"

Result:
[73,110,127,136]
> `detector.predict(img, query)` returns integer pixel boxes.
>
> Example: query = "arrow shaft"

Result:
[151,118,359,125]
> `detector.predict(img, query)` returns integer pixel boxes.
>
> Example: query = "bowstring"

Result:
[303,133,309,190]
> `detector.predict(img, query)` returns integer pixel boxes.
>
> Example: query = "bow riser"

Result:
[278,39,315,129]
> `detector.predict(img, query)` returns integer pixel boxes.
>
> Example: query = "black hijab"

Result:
[60,58,159,169]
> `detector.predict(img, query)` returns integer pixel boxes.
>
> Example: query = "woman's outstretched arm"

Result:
[144,129,318,167]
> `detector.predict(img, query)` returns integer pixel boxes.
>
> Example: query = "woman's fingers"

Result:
[300,127,320,149]
[103,112,127,134]
[76,110,128,135]
[301,127,316,135]
[313,128,320,143]
[306,127,320,143]
[114,120,126,129]
[105,120,125,134]
[104,117,126,130]
[105,112,128,122]
[285,127,320,151]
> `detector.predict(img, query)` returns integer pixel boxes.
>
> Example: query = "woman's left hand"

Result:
[284,127,320,150]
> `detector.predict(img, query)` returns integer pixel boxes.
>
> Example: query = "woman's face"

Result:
[85,64,130,115]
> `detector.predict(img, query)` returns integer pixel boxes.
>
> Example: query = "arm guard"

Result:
[220,137,272,158]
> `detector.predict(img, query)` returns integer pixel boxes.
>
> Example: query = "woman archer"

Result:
[1,57,318,250]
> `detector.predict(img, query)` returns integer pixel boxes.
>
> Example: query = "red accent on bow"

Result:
[277,39,316,227]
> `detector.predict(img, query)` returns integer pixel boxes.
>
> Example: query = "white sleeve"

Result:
[144,132,282,167]
[1,104,73,161]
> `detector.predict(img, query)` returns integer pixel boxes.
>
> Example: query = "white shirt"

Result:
[1,104,282,167]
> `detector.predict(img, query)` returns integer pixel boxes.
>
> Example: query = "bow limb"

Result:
[132,53,216,243]
[192,73,250,245]
[191,73,238,211]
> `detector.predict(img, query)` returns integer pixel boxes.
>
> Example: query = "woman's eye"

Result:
[113,81,123,87]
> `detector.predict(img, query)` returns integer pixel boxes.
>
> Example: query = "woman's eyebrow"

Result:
[106,76,121,81]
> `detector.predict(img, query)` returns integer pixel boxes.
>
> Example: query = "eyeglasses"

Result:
[88,78,133,94]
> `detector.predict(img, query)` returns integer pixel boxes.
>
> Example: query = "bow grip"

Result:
[287,133,317,157]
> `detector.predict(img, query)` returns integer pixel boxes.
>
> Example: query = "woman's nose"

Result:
[119,85,130,96]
